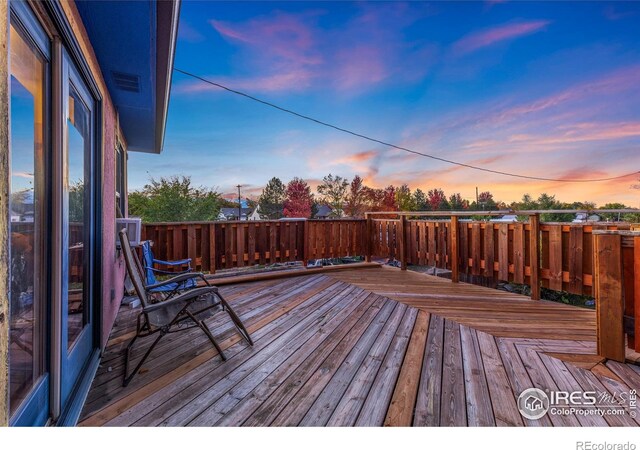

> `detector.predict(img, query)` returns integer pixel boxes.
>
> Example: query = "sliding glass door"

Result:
[59,49,96,409]
[8,1,100,425]
[8,4,50,426]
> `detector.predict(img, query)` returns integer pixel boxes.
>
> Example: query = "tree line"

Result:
[128,174,639,222]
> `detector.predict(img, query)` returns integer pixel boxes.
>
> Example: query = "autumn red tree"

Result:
[363,187,385,212]
[476,191,497,210]
[427,188,447,210]
[381,185,398,211]
[283,178,313,218]
[344,175,367,217]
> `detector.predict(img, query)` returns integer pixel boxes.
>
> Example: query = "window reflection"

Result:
[66,89,90,348]
[9,23,45,416]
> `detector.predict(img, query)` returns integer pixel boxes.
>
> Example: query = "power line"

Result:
[174,67,639,183]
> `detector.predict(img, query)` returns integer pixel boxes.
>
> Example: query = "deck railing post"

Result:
[451,215,459,283]
[303,220,309,266]
[594,231,626,362]
[399,215,407,270]
[529,213,540,300]
[209,223,216,274]
[365,213,372,263]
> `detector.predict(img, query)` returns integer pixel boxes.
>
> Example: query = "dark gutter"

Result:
[154,0,181,154]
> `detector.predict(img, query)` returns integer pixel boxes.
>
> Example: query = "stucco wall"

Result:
[60,0,126,348]
[0,0,10,428]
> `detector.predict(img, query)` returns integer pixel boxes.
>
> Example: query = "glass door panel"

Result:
[8,20,46,419]
[60,51,95,408]
[66,89,90,349]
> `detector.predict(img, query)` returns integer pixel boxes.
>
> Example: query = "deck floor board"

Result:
[79,267,639,427]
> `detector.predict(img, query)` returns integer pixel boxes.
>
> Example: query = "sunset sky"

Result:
[128,1,640,207]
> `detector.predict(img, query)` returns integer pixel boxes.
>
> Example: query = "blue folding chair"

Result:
[141,240,197,293]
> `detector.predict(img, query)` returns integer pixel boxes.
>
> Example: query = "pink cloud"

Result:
[452,20,551,56]
[507,122,640,147]
[176,6,439,96]
[334,46,389,91]
[495,65,640,123]
[333,150,379,165]
[175,69,314,94]
[211,14,322,65]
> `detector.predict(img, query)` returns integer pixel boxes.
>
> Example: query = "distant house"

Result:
[314,204,334,220]
[219,207,257,221]
[572,213,601,223]
[247,206,262,221]
[490,214,518,223]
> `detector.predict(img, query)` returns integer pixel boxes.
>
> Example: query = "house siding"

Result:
[0,0,10,428]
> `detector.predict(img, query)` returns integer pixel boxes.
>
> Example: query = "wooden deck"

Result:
[79,267,640,427]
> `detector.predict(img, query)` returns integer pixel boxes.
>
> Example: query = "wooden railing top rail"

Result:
[365,208,640,217]
[142,218,366,226]
[592,230,640,236]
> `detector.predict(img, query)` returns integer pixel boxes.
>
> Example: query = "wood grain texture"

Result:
[594,234,625,362]
[77,267,640,427]
[384,310,429,426]
[0,0,9,426]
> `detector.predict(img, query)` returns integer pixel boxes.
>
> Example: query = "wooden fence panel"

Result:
[141,219,635,301]
[459,223,469,273]
[471,223,481,276]
[484,224,495,278]
[498,224,509,281]
[513,223,524,284]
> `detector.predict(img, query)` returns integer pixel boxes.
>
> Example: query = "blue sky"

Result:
[128,1,640,206]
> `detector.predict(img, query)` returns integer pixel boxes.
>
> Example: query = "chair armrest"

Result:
[143,286,218,313]
[153,258,192,266]
[146,272,210,290]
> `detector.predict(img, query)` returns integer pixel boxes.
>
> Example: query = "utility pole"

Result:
[236,184,242,220]
[475,186,479,205]
[632,178,640,208]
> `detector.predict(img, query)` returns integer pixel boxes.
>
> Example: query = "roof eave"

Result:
[152,0,181,154]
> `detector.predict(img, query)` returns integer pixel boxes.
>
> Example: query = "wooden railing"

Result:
[142,212,639,362]
[366,213,631,299]
[593,230,639,362]
[141,219,366,272]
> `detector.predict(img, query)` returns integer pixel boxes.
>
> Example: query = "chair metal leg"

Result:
[217,292,253,346]
[185,310,227,361]
[123,332,164,387]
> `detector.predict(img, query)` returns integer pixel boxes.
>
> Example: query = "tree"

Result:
[413,188,427,210]
[448,193,468,211]
[316,173,349,217]
[395,184,416,211]
[600,202,640,222]
[344,175,367,217]
[535,193,572,222]
[363,187,386,212]
[68,179,85,223]
[258,177,286,219]
[382,185,398,211]
[283,178,313,218]
[427,188,448,211]
[476,191,496,210]
[128,175,223,222]
[246,198,258,210]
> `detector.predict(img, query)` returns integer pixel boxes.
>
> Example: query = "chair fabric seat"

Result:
[146,291,219,327]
